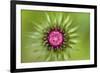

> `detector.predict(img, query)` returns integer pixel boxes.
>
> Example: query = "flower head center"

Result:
[48,30,64,48]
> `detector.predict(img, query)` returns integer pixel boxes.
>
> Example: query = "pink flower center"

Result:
[48,30,63,48]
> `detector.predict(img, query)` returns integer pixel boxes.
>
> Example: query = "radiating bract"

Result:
[27,12,79,61]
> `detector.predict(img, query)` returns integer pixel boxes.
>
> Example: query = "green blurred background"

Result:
[21,10,90,63]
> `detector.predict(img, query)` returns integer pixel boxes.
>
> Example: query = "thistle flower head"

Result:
[25,12,79,61]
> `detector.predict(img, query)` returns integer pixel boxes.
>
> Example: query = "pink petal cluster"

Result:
[48,30,63,48]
